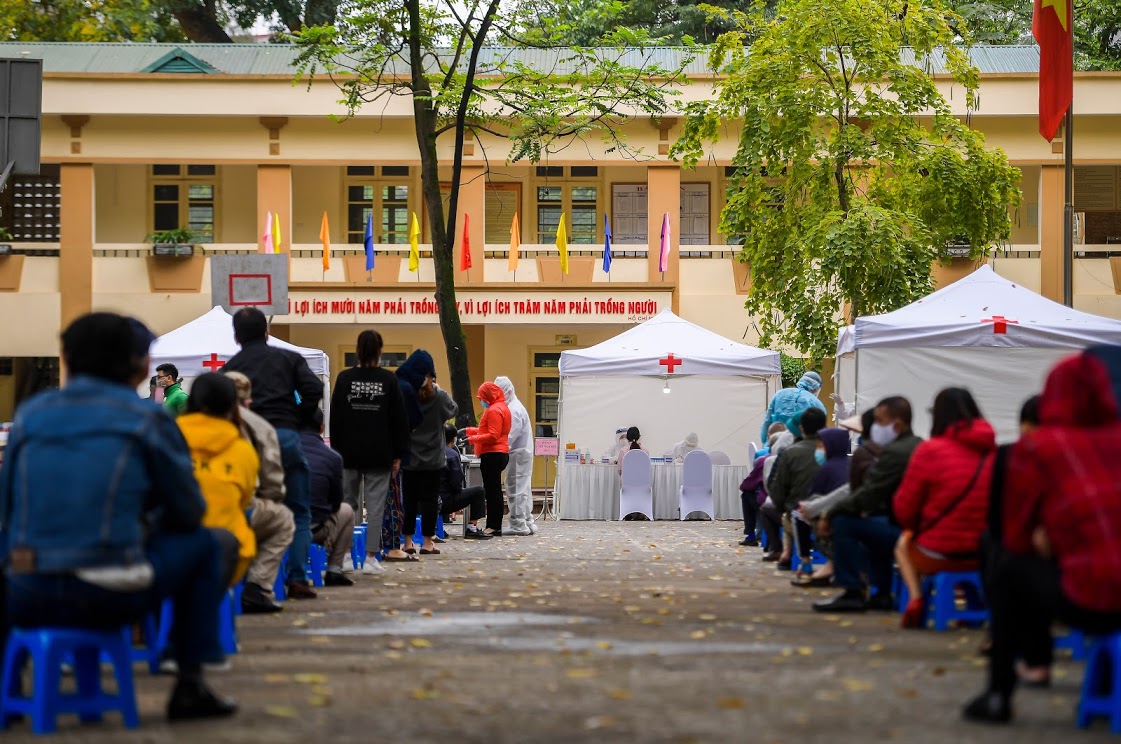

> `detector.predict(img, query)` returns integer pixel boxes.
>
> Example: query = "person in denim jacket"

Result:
[0,312,237,723]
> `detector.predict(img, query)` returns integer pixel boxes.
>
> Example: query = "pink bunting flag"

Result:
[658,212,671,273]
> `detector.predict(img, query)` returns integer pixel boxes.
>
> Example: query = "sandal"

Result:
[404,548,417,555]
[791,575,833,588]
[385,554,419,562]
[419,548,441,555]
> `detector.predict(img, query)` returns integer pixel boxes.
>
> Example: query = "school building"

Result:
[1,42,1120,437]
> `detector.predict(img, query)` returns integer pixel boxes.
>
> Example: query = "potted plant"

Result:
[0,227,12,256]
[147,228,197,257]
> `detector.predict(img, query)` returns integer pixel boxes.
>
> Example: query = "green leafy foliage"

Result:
[672,0,1021,361]
[779,353,806,388]
[0,0,186,42]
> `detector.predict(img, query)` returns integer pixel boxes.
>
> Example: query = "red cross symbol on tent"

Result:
[202,353,226,372]
[981,315,1019,334]
[659,354,683,374]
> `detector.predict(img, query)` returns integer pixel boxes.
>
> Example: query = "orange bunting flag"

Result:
[508,214,521,272]
[319,211,330,271]
[460,214,473,271]
[1033,0,1073,141]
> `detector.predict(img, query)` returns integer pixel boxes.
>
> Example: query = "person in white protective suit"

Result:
[495,376,536,536]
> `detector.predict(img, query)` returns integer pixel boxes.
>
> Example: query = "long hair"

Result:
[356,330,384,367]
[930,387,983,437]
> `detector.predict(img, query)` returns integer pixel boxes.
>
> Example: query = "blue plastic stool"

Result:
[1077,632,1121,733]
[153,588,239,660]
[351,525,367,569]
[307,544,327,588]
[274,550,288,601]
[411,515,446,545]
[922,571,988,631]
[1057,628,1094,662]
[0,627,140,734]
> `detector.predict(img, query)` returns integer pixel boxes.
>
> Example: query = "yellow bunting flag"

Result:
[319,212,330,270]
[556,212,569,274]
[408,212,421,272]
[508,214,521,272]
[272,212,282,253]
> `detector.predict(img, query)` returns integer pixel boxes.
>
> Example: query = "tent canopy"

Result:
[853,265,1121,350]
[559,309,780,377]
[149,306,329,379]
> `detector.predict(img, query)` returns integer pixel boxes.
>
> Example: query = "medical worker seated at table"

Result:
[671,432,700,462]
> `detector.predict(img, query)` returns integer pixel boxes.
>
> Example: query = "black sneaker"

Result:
[167,679,238,722]
[962,691,1012,725]
[465,528,494,540]
[241,583,283,614]
[739,536,760,547]
[324,571,355,587]
[865,594,895,612]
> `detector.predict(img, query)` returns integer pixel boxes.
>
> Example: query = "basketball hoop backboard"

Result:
[210,255,288,315]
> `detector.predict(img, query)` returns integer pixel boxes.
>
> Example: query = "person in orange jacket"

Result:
[466,381,511,536]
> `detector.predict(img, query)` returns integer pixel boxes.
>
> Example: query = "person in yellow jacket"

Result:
[177,373,260,586]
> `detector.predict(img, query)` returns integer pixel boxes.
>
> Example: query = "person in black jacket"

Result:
[329,330,410,570]
[222,308,323,600]
[438,424,490,539]
[300,408,354,587]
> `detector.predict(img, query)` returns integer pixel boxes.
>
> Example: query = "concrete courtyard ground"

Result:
[5,520,1113,743]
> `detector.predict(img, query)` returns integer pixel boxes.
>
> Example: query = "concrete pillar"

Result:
[455,165,486,285]
[59,163,95,331]
[1038,164,1064,302]
[257,165,292,254]
[646,164,681,306]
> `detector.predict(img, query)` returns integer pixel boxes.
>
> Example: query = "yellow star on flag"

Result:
[1041,0,1068,31]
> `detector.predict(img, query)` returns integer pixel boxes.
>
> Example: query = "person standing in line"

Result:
[495,376,535,536]
[330,330,410,573]
[400,352,457,554]
[156,363,190,417]
[222,308,323,600]
[467,382,511,537]
[223,370,294,614]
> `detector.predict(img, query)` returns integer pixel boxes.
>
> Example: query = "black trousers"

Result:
[759,501,783,554]
[987,551,1121,696]
[440,485,486,519]
[402,469,441,538]
[480,452,510,531]
[740,492,759,535]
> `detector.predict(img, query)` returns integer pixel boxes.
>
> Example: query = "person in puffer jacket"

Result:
[893,387,996,628]
[466,382,511,536]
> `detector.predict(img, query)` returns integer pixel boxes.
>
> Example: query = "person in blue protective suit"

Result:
[760,371,828,442]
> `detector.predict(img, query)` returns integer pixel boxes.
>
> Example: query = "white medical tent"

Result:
[557,309,781,466]
[835,265,1121,442]
[148,307,331,418]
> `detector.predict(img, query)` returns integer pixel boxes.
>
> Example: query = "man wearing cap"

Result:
[760,371,828,443]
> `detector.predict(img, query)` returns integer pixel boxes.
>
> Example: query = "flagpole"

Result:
[1062,92,1074,308]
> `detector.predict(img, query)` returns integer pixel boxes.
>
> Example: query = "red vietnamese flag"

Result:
[1033,0,1073,142]
[460,213,473,271]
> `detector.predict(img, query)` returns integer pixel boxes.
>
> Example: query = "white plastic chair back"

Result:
[709,451,732,466]
[747,442,758,464]
[619,449,653,521]
[678,449,714,520]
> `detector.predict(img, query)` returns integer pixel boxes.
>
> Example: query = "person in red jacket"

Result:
[893,387,996,628]
[466,381,511,536]
[963,353,1121,726]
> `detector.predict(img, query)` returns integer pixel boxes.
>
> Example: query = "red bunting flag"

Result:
[460,213,473,271]
[1033,0,1073,142]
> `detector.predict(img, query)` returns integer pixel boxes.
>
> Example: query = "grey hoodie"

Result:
[405,385,458,471]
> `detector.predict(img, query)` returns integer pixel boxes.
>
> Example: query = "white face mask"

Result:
[870,422,899,447]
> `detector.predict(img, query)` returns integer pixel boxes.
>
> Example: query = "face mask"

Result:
[813,450,827,466]
[870,422,899,447]
[480,401,489,409]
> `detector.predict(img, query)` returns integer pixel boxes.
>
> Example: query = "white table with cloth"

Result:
[556,462,748,520]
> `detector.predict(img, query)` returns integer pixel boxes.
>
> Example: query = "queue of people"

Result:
[744,352,1121,726]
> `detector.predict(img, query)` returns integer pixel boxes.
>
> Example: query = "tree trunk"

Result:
[406,0,476,428]
[170,1,233,42]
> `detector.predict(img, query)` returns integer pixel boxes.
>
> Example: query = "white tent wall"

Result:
[854,347,1074,442]
[557,374,770,467]
[835,352,856,418]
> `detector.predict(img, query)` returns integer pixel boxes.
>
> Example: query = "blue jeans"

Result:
[276,428,311,585]
[832,513,901,595]
[6,528,225,673]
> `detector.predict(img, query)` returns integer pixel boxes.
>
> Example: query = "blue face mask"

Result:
[480,401,489,409]
[813,450,827,466]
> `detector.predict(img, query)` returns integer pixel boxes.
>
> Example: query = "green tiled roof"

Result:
[0,41,1042,77]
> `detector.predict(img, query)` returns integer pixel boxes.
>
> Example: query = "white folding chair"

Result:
[618,449,653,521]
[709,451,732,466]
[678,450,714,520]
[747,442,758,464]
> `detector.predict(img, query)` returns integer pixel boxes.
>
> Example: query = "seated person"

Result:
[438,424,489,539]
[300,408,355,587]
[1,313,236,721]
[894,388,995,628]
[223,371,295,614]
[791,426,852,587]
[177,373,260,589]
[964,353,1121,725]
[671,432,700,462]
[767,408,827,569]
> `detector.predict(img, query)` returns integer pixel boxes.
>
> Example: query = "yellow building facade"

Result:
[1,42,1121,437]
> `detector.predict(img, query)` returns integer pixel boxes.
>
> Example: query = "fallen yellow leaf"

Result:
[566,668,597,679]
[717,697,745,709]
[608,688,633,701]
[410,638,432,649]
[265,706,300,718]
[263,674,290,684]
[294,673,327,685]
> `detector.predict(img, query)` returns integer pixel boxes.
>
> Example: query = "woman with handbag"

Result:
[892,388,996,628]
